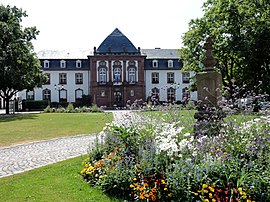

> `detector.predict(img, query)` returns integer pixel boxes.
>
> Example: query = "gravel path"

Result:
[0,110,135,178]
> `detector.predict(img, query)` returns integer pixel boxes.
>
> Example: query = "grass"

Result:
[0,156,119,202]
[0,112,113,147]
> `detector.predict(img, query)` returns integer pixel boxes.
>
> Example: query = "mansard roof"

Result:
[37,49,92,59]
[96,28,139,54]
[141,49,180,59]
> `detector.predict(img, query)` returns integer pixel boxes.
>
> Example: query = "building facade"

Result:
[18,28,197,108]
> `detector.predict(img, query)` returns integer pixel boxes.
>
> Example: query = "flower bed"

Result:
[81,111,270,201]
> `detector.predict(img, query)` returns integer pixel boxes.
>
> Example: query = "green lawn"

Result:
[0,156,119,202]
[0,112,113,147]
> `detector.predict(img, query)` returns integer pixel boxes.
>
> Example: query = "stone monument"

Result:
[194,37,224,135]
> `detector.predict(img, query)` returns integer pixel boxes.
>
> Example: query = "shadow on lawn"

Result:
[0,114,39,122]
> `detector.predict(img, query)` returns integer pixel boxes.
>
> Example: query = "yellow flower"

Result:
[212,199,216,202]
[133,177,137,181]
[209,193,213,198]
[209,187,215,192]
[247,200,251,202]
[130,184,134,188]
[202,184,208,189]
[204,189,209,193]
[164,187,168,191]
[203,199,209,202]
[193,192,199,196]
[238,187,243,191]
[161,180,166,184]
[168,193,172,197]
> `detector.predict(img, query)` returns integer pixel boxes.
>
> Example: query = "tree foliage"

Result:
[0,4,46,114]
[179,0,270,98]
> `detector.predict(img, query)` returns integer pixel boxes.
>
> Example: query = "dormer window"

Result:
[152,60,158,68]
[60,60,66,68]
[76,60,82,68]
[44,60,50,68]
[168,60,174,68]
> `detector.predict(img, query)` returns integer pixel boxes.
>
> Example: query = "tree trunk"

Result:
[5,98,9,115]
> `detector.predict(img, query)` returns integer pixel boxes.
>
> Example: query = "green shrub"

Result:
[66,103,74,113]
[91,104,102,113]
[22,100,49,111]
[44,105,51,113]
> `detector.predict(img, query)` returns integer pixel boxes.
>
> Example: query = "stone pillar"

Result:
[194,37,225,135]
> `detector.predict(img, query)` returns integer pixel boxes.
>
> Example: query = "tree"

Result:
[0,5,46,114]
[179,0,270,99]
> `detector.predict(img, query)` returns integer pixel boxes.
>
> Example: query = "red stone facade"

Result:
[88,55,146,108]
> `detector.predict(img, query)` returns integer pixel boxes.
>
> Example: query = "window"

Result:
[44,73,50,85]
[167,87,175,102]
[60,60,66,68]
[152,72,159,84]
[152,60,158,68]
[59,89,67,102]
[99,61,106,66]
[44,60,50,68]
[151,88,160,100]
[75,73,83,84]
[128,67,136,84]
[182,72,190,83]
[113,67,121,84]
[59,73,67,84]
[113,61,121,66]
[42,89,51,100]
[100,90,105,97]
[168,60,174,68]
[182,87,190,100]
[76,60,82,68]
[167,72,174,83]
[99,67,107,84]
[130,90,134,97]
[75,89,83,100]
[26,90,34,100]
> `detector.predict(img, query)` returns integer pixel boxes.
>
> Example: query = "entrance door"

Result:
[113,91,122,107]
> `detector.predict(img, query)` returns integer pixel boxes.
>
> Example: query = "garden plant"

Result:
[81,95,270,201]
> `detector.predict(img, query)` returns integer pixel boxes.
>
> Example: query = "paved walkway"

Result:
[0,110,134,178]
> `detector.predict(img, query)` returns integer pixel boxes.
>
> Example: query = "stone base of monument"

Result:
[194,109,226,136]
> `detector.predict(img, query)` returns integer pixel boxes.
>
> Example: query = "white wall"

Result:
[18,70,89,103]
[145,70,197,102]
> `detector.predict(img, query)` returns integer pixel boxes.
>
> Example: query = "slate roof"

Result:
[37,49,92,59]
[141,49,180,59]
[96,28,138,53]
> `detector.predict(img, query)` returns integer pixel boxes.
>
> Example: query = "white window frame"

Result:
[152,60,158,68]
[75,89,84,100]
[168,60,174,68]
[167,87,175,102]
[128,67,136,84]
[99,67,107,84]
[130,90,134,97]
[60,60,66,68]
[76,60,82,68]
[44,60,50,68]
[182,72,190,83]
[113,67,121,84]
[42,89,51,100]
[167,72,174,83]
[152,72,159,84]
[26,90,34,100]
[59,73,67,84]
[75,73,83,84]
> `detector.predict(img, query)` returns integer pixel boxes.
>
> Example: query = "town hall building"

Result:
[17,28,197,108]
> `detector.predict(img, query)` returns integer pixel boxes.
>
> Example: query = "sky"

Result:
[1,0,206,51]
